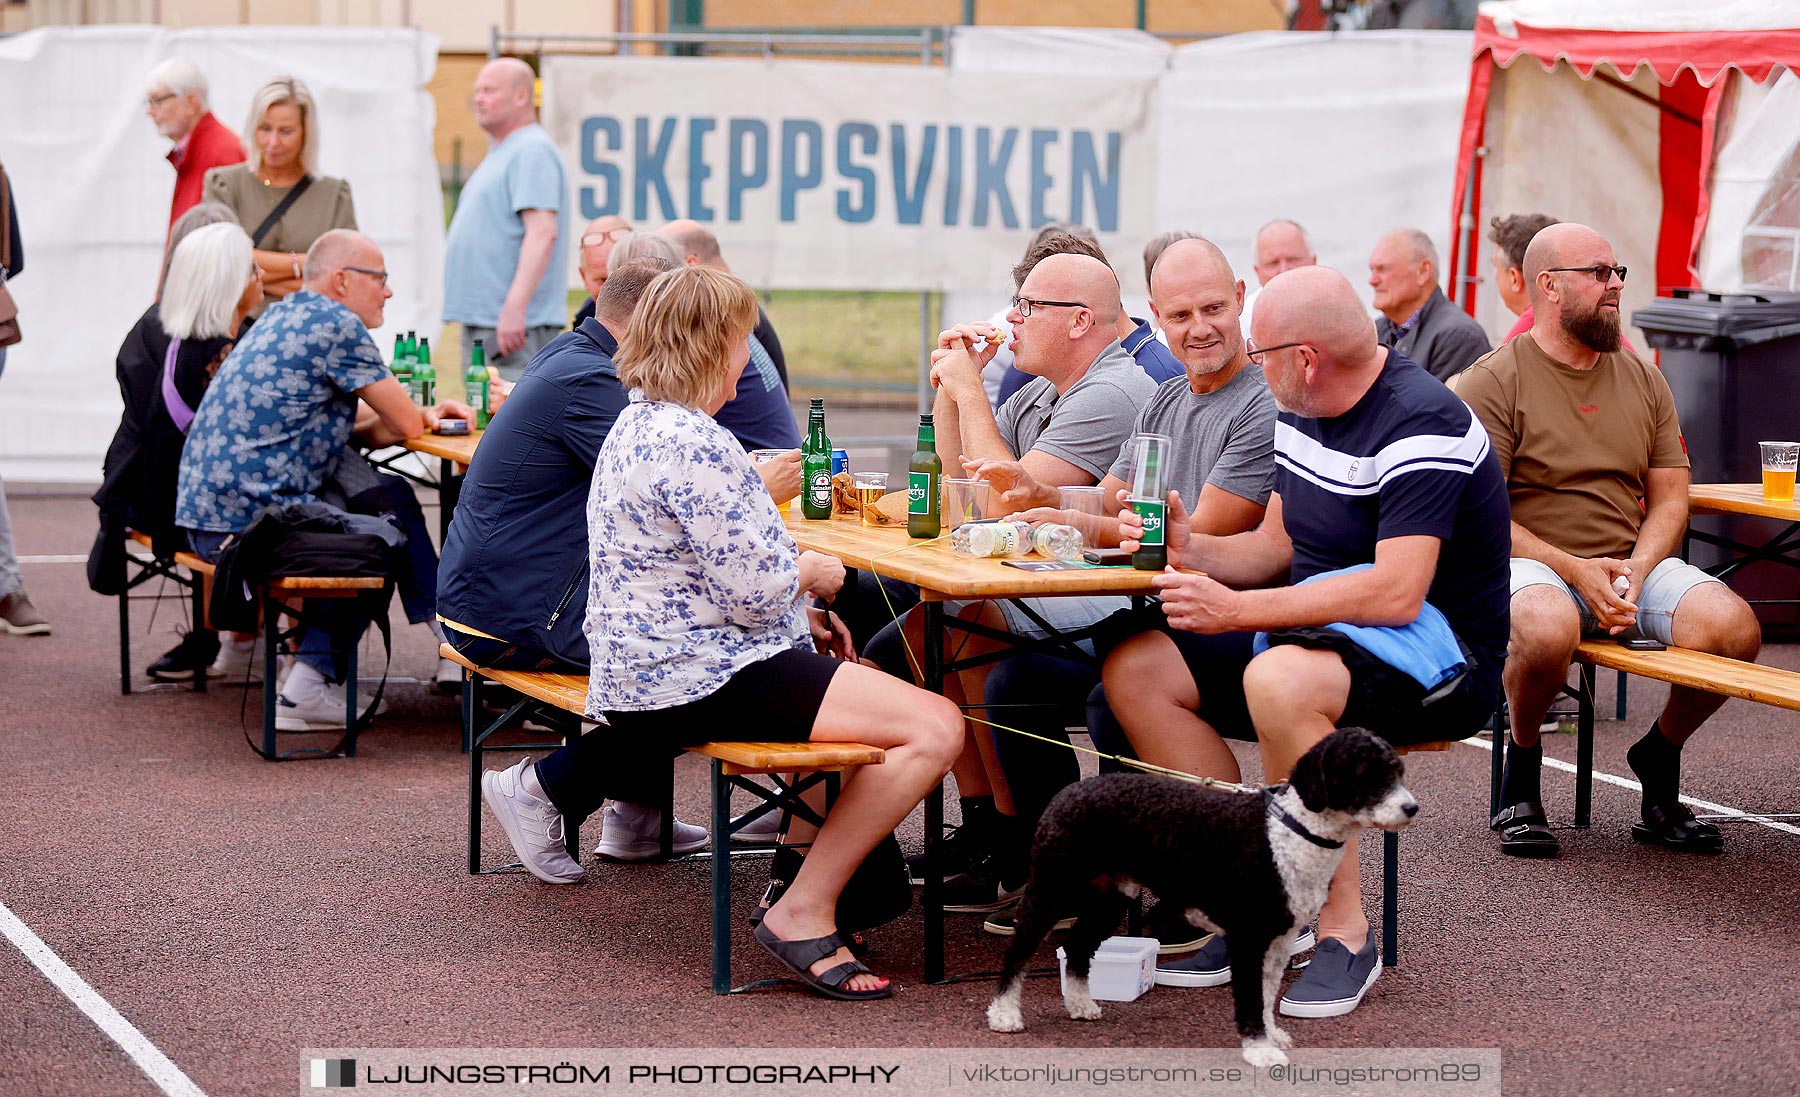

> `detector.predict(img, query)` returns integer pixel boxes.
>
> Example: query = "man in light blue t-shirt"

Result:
[444,57,568,381]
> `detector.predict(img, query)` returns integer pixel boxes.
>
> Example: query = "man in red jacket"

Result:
[145,59,245,229]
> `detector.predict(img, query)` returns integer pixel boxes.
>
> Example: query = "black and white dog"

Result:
[985,726,1417,1066]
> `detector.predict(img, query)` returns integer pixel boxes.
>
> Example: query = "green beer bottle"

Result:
[467,339,490,429]
[908,413,942,538]
[1129,434,1170,571]
[414,337,435,406]
[390,333,413,390]
[801,399,833,520]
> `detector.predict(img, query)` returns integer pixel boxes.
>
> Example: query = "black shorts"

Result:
[603,647,845,746]
[1096,606,1496,748]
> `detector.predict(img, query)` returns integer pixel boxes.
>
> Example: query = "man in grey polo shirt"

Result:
[950,238,1278,932]
[889,252,1156,913]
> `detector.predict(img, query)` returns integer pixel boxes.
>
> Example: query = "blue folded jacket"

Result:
[1252,564,1467,698]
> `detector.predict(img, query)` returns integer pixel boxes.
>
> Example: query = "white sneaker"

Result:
[594,803,709,860]
[731,809,783,844]
[273,679,386,731]
[210,639,261,682]
[436,655,463,695]
[481,758,585,884]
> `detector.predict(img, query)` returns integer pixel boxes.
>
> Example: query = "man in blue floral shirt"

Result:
[176,229,470,729]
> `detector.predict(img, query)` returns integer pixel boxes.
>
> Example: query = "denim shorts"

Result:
[1509,556,1721,645]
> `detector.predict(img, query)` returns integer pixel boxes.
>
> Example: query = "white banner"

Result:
[0,26,444,483]
[541,56,1159,294]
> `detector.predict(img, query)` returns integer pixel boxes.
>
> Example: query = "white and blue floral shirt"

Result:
[584,396,811,715]
[174,289,388,533]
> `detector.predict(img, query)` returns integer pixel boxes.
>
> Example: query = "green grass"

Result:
[566,288,930,397]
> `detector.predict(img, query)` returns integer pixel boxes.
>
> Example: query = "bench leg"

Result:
[1575,665,1596,828]
[1616,669,1627,721]
[1490,703,1506,819]
[1381,829,1399,966]
[190,568,207,694]
[711,758,732,995]
[342,633,358,756]
[922,600,946,986]
[467,671,483,874]
[118,567,132,696]
[262,592,280,759]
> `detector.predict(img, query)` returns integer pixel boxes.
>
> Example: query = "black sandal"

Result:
[1491,801,1559,857]
[752,922,892,1001]
[1633,801,1724,853]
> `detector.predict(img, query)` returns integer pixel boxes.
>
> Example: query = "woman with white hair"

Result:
[203,75,355,305]
[91,221,263,680]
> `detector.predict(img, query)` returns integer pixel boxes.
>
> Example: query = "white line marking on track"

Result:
[16,554,90,564]
[1456,736,1800,837]
[0,900,208,1097]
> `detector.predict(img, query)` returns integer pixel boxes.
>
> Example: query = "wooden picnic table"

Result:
[396,428,484,542]
[1687,483,1800,582]
[787,510,1160,982]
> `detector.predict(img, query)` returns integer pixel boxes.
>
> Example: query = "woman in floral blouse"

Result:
[585,266,961,1001]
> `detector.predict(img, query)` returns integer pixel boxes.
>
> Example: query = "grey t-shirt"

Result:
[997,341,1158,479]
[1105,364,1278,506]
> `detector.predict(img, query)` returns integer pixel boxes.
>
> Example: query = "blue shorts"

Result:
[1509,557,1721,645]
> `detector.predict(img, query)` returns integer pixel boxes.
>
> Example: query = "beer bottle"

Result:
[390,333,413,390]
[415,337,435,407]
[467,340,490,429]
[908,413,942,538]
[1129,434,1171,571]
[801,399,833,520]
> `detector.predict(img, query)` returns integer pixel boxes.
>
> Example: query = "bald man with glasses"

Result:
[1458,222,1761,859]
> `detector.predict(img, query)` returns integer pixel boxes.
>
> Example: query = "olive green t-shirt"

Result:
[1458,332,1688,560]
[203,164,357,256]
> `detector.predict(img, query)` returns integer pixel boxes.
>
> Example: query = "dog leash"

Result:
[862,541,1266,795]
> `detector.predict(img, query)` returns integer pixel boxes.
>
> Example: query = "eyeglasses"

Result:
[1010,295,1088,318]
[145,91,178,109]
[1245,341,1307,366]
[1546,264,1627,284]
[580,227,631,247]
[343,266,389,287]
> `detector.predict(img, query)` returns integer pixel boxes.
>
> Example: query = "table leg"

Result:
[438,456,461,545]
[923,600,945,985]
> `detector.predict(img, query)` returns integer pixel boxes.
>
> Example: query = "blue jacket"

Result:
[436,318,628,667]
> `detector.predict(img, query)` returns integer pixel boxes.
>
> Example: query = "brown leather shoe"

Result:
[0,589,49,636]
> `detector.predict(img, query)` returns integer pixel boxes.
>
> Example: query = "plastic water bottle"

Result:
[951,520,1030,557]
[1030,523,1085,562]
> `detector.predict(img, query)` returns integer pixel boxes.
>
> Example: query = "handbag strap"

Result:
[248,174,314,249]
[0,164,12,278]
[161,338,197,433]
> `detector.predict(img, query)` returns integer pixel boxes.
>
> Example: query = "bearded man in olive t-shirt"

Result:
[1458,223,1761,859]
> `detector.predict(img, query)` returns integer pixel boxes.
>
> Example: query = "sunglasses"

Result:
[1545,264,1627,284]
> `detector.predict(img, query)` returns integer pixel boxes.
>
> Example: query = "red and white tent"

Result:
[1449,0,1800,340]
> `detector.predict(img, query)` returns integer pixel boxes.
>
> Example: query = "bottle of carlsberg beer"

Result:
[801,399,833,520]
[414,337,436,406]
[1130,434,1170,571]
[467,340,490,429]
[908,413,942,538]
[390,333,413,390]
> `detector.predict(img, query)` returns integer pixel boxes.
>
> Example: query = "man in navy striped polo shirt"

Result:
[1103,266,1510,1017]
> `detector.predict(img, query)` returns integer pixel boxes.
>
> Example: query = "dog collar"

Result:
[1263,787,1344,849]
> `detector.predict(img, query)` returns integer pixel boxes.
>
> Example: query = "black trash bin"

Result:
[1634,288,1800,633]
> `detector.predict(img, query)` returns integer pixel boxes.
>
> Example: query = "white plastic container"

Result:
[1057,935,1158,1002]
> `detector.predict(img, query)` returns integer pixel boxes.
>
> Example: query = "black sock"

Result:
[1502,740,1543,805]
[1626,721,1681,807]
[958,796,997,843]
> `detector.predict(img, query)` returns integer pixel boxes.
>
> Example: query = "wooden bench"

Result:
[439,644,887,994]
[119,529,386,759]
[1487,641,1800,829]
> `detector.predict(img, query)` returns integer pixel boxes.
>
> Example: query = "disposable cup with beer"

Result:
[944,478,990,530]
[751,448,795,513]
[1127,433,1172,571]
[1759,441,1799,503]
[853,471,890,526]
